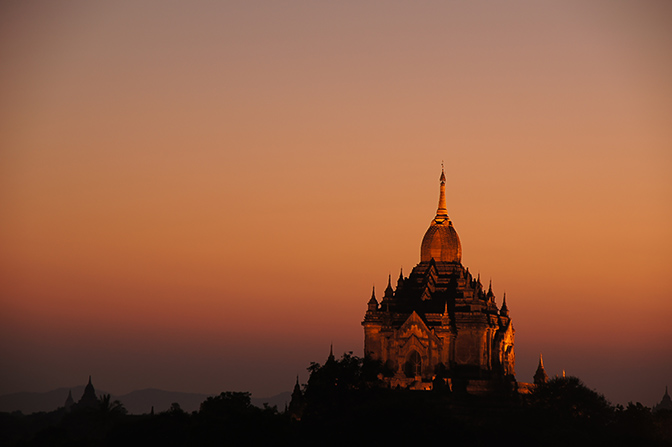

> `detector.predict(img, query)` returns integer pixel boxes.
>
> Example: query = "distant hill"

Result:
[0,388,291,415]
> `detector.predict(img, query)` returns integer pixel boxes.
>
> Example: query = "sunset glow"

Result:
[1,1,671,407]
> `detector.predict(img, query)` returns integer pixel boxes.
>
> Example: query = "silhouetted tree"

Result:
[199,391,254,417]
[301,352,464,445]
[531,376,612,421]
[305,352,383,398]
[613,402,657,445]
[526,376,615,445]
[167,402,185,415]
[98,393,127,417]
[193,391,287,446]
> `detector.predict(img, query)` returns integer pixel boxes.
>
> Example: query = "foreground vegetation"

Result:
[1,355,670,446]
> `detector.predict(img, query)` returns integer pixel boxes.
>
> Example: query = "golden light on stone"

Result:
[363,169,514,394]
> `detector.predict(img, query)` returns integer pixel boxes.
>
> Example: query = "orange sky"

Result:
[1,1,671,406]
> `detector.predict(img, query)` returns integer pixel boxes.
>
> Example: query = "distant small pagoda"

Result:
[533,354,549,385]
[653,386,672,413]
[64,376,99,411]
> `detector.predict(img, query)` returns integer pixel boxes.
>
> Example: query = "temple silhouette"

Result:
[362,168,517,393]
[654,386,672,413]
[64,376,99,411]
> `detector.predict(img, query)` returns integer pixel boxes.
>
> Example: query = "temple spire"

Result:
[64,390,74,411]
[534,354,549,384]
[327,344,335,363]
[367,285,378,311]
[500,292,509,316]
[384,274,394,298]
[435,167,449,223]
[441,299,451,325]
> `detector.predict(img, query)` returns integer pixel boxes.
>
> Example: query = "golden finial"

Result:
[435,166,448,222]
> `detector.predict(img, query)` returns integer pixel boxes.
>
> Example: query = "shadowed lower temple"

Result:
[362,168,516,393]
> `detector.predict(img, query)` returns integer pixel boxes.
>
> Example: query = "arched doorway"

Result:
[404,350,422,378]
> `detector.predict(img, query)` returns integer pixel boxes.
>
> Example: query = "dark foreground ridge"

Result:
[1,354,671,447]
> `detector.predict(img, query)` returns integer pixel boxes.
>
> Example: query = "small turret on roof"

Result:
[500,293,509,317]
[441,300,451,326]
[384,274,394,298]
[367,286,378,311]
[475,273,482,292]
[397,268,404,290]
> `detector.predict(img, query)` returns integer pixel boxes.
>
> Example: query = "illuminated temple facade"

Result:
[362,169,515,391]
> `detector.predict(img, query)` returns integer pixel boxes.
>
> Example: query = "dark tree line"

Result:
[1,354,671,446]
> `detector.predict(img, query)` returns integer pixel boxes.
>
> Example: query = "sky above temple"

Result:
[1,1,671,406]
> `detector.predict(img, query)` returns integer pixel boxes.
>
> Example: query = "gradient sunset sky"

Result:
[1,1,670,406]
